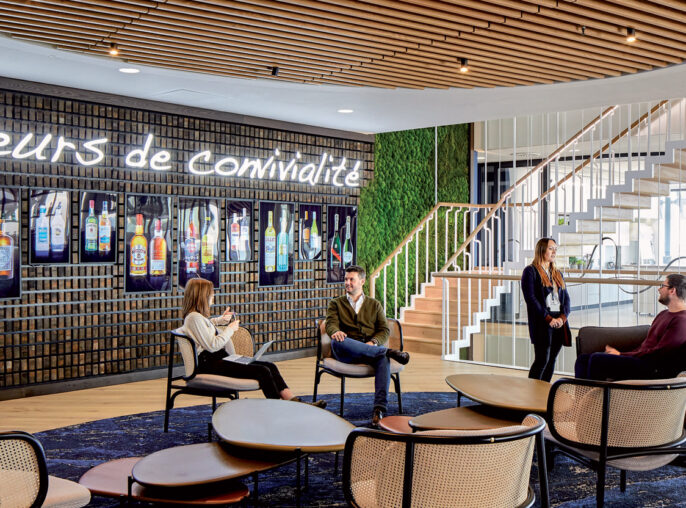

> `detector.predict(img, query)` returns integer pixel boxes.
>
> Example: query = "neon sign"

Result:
[0,131,361,188]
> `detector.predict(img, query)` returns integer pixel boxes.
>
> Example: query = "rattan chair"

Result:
[545,374,686,507]
[163,327,260,432]
[343,414,549,508]
[313,318,404,416]
[0,431,91,508]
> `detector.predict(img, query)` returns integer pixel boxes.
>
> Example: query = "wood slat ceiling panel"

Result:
[0,0,683,90]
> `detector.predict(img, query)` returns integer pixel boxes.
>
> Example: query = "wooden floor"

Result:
[0,353,534,433]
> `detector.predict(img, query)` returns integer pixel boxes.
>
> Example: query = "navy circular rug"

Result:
[35,392,686,507]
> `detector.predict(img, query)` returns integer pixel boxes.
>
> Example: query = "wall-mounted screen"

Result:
[79,192,118,264]
[226,200,253,262]
[259,201,294,287]
[0,188,21,299]
[30,190,70,265]
[327,205,357,283]
[125,194,172,293]
[298,203,322,261]
[179,198,220,289]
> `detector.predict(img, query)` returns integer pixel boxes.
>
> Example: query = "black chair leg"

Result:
[620,470,627,492]
[212,396,217,411]
[596,465,606,508]
[312,369,322,402]
[393,374,403,414]
[535,433,550,508]
[340,378,346,416]
[334,451,340,477]
[163,406,171,433]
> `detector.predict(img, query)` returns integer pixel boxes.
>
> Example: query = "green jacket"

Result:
[325,295,390,346]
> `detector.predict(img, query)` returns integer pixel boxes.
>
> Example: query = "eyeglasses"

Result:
[659,284,672,289]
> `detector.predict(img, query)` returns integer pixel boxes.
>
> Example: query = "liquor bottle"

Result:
[130,213,147,276]
[264,210,276,272]
[50,202,66,254]
[230,213,240,261]
[343,215,354,267]
[287,206,294,258]
[149,219,167,276]
[185,221,199,274]
[330,213,342,269]
[201,213,215,274]
[35,205,50,258]
[302,211,310,259]
[85,199,98,252]
[98,201,111,254]
[277,212,289,272]
[0,219,13,279]
[310,211,320,257]
[239,207,250,261]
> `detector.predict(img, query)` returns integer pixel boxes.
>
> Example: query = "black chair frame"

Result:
[546,377,686,508]
[312,318,403,416]
[164,329,240,432]
[0,431,50,508]
[342,415,549,508]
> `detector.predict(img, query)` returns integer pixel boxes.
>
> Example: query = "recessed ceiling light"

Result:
[626,27,637,43]
[108,43,119,56]
[337,109,354,114]
[460,58,469,73]
[119,67,140,74]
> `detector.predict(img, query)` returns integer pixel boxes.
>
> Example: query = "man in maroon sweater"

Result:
[575,273,686,380]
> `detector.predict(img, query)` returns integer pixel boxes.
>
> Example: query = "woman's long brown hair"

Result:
[532,237,565,288]
[182,278,213,318]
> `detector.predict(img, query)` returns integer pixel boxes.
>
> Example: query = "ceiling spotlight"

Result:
[271,66,279,76]
[119,67,140,74]
[108,43,119,56]
[459,58,469,73]
[337,109,354,114]
[626,27,637,43]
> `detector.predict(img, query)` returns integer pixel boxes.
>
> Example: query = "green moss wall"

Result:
[358,124,470,305]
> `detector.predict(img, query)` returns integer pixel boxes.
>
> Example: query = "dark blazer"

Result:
[521,264,571,346]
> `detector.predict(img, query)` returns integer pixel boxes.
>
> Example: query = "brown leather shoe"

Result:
[371,407,385,428]
[291,396,327,409]
[386,348,410,365]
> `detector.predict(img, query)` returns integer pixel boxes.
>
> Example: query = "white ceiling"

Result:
[2,35,686,134]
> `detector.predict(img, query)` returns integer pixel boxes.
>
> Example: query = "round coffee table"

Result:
[212,399,354,452]
[409,406,519,431]
[445,374,551,414]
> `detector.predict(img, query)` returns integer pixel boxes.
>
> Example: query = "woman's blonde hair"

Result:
[182,278,213,318]
[532,237,557,270]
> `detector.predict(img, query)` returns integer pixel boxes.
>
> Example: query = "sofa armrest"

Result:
[576,325,649,356]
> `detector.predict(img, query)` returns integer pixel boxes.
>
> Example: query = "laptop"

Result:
[224,340,274,364]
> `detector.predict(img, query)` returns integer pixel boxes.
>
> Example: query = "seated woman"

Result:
[182,278,326,408]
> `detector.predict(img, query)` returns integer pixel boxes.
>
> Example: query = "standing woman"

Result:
[521,237,571,381]
[182,278,326,407]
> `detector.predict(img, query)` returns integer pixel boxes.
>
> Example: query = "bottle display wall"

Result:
[0,187,20,299]
[179,198,220,289]
[259,201,294,287]
[29,190,70,265]
[327,205,358,283]
[298,204,322,261]
[124,195,172,293]
[79,192,117,264]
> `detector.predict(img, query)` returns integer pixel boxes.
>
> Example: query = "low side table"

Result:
[409,406,519,432]
[446,374,551,414]
[79,457,249,506]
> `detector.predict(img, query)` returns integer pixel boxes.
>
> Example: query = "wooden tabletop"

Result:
[409,406,519,431]
[445,374,551,414]
[212,399,355,452]
[132,442,294,487]
[79,457,250,505]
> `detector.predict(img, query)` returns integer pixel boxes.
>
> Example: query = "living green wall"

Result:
[358,124,470,305]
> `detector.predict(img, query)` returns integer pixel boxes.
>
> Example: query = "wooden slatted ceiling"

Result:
[0,0,684,90]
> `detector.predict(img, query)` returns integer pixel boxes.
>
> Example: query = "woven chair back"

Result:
[231,327,255,357]
[0,437,42,507]
[175,335,196,378]
[551,377,686,448]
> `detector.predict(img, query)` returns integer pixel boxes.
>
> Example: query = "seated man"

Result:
[575,273,686,380]
[325,265,410,426]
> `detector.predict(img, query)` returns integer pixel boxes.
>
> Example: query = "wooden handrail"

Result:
[439,105,618,273]
[368,202,495,296]
[432,272,664,286]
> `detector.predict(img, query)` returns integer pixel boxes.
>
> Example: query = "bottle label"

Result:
[185,238,198,272]
[99,224,111,251]
[265,238,276,270]
[131,245,146,275]
[0,246,12,272]
[201,236,214,265]
[86,223,97,251]
[150,258,165,274]
[343,251,353,264]
[51,226,65,251]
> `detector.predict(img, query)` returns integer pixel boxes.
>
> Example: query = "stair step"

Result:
[597,207,634,221]
[646,165,686,183]
[626,179,671,197]
[575,220,616,234]
[559,232,614,246]
[609,193,653,209]
[424,284,496,299]
[403,309,473,325]
[402,336,443,355]
[401,322,460,340]
[413,298,481,312]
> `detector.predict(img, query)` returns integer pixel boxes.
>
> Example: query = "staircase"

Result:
[371,98,686,367]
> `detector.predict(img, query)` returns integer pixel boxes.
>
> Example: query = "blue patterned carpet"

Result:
[36,392,686,507]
